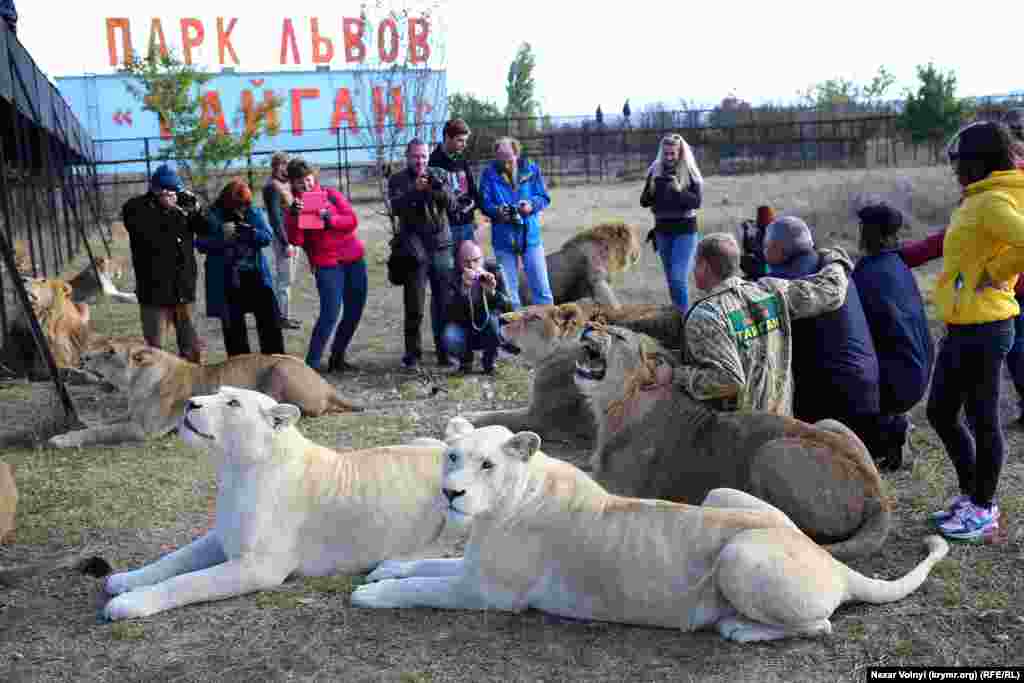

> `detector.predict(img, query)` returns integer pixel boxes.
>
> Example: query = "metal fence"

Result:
[0,21,107,428]
[91,100,1024,217]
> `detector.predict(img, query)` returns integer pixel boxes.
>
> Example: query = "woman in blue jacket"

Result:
[196,179,285,357]
[478,137,553,309]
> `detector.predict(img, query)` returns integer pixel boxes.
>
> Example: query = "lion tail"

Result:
[841,535,949,604]
[820,495,892,561]
[0,553,111,589]
[327,391,366,413]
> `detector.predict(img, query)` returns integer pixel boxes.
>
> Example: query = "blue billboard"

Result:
[57,68,448,173]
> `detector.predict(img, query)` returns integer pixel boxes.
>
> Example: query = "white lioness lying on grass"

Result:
[352,417,949,643]
[101,387,448,621]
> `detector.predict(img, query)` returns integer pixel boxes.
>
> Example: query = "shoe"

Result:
[401,354,420,370]
[481,365,496,376]
[938,501,999,542]
[327,354,356,373]
[929,494,970,525]
[437,354,454,368]
[280,318,302,330]
[457,363,474,375]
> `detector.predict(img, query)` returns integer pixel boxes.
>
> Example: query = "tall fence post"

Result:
[144,136,152,181]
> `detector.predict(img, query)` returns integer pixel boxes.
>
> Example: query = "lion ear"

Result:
[444,416,475,443]
[265,404,301,432]
[502,432,540,462]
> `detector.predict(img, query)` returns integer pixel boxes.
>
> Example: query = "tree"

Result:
[447,92,502,124]
[505,42,538,119]
[898,62,967,161]
[799,65,895,111]
[121,51,281,201]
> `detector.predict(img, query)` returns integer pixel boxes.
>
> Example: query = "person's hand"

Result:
[518,200,533,215]
[415,175,431,192]
[290,198,304,214]
[479,270,497,292]
[974,268,1009,293]
[462,266,478,288]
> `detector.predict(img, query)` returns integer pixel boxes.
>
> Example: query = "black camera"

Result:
[499,203,524,225]
[739,219,768,279]
[177,190,199,212]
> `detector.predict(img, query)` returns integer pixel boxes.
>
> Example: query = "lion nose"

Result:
[442,488,465,503]
[185,400,200,412]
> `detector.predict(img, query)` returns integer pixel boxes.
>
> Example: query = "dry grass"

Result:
[1,165,1022,682]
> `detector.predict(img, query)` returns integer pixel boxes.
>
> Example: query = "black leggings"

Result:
[222,270,285,357]
[926,319,1014,508]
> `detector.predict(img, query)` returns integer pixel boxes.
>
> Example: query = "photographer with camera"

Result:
[429,118,480,254]
[121,163,208,362]
[738,205,775,279]
[196,178,284,358]
[479,136,553,310]
[443,241,512,375]
[388,138,458,369]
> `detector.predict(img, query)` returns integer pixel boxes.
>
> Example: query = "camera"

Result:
[738,219,768,279]
[499,203,524,225]
[176,190,199,212]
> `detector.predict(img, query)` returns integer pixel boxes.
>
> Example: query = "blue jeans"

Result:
[654,230,699,312]
[495,244,553,310]
[442,315,501,369]
[307,259,368,369]
[927,318,1014,508]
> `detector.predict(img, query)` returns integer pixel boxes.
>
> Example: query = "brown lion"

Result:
[0,462,16,544]
[519,221,642,307]
[573,323,890,560]
[1,278,92,380]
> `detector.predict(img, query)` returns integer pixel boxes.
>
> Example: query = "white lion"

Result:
[101,386,449,621]
[351,417,949,643]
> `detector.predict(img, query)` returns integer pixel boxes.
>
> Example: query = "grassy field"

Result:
[1,164,1023,682]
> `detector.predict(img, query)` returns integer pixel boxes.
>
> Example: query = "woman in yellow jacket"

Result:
[928,121,1024,542]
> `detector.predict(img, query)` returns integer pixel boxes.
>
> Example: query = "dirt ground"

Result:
[1,167,1023,682]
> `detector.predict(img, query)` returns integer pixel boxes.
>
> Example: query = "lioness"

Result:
[520,222,643,307]
[101,386,449,620]
[0,278,93,381]
[48,341,364,449]
[574,323,890,559]
[352,418,948,642]
[0,462,16,543]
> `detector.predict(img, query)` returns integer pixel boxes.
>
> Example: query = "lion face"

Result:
[80,340,164,389]
[22,277,70,314]
[439,417,541,524]
[573,324,675,400]
[499,303,592,364]
[179,386,301,456]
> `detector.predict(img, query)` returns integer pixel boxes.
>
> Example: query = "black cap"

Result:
[857,202,903,235]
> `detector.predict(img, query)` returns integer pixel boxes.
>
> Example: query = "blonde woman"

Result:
[640,133,704,312]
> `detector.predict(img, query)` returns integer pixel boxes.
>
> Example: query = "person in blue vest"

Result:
[478,136,553,310]
[761,216,882,461]
[851,202,935,470]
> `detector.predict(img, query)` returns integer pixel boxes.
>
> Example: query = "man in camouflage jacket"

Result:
[673,232,853,415]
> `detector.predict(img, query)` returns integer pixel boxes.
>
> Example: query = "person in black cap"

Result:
[851,202,934,470]
[122,163,207,362]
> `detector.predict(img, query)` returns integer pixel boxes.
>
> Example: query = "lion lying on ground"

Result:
[0,462,16,543]
[519,222,642,307]
[47,340,364,448]
[0,278,92,381]
[101,387,449,620]
[352,418,948,642]
[574,323,890,559]
[464,302,682,443]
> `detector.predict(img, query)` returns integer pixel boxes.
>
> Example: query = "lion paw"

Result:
[105,571,139,596]
[102,592,156,621]
[350,580,400,608]
[48,433,80,449]
[365,561,413,582]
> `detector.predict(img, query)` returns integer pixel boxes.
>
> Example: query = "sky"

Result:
[17,0,1023,117]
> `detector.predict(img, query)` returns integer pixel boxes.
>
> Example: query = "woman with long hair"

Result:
[640,133,704,312]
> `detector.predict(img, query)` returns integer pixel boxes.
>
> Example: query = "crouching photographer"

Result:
[443,241,512,375]
[196,178,285,357]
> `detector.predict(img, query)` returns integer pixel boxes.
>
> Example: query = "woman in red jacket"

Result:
[285,158,367,373]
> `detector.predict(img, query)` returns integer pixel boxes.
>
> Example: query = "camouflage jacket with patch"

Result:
[673,247,853,415]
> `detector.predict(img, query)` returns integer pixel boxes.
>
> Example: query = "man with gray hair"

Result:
[673,231,854,415]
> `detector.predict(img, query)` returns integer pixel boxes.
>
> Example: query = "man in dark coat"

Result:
[121,164,207,362]
[428,118,480,255]
[761,216,883,465]
[853,202,935,469]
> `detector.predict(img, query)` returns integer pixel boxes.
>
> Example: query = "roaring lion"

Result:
[0,278,92,380]
[100,386,449,620]
[519,222,642,307]
[47,341,364,449]
[464,302,682,443]
[351,418,948,643]
[573,323,890,559]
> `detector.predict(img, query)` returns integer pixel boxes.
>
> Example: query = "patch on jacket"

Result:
[727,294,782,345]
